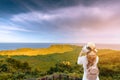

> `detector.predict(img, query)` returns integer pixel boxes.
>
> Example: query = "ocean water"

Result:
[0,43,53,50]
[0,43,120,50]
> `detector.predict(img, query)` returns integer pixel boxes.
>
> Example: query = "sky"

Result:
[0,0,120,44]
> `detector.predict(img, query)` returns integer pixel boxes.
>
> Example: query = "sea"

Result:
[0,43,120,51]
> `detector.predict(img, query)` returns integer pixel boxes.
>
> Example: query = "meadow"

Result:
[0,44,119,80]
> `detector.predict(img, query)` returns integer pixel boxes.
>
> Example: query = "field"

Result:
[0,44,119,80]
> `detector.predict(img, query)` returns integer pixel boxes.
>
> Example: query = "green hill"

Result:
[0,44,119,80]
[0,44,73,56]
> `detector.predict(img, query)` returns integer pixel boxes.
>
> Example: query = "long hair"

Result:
[86,47,97,69]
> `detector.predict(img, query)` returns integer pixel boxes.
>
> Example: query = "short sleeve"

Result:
[77,56,85,65]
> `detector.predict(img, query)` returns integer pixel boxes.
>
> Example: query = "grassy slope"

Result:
[0,44,119,79]
[10,45,81,71]
[0,44,80,71]
[0,45,119,72]
[0,44,73,56]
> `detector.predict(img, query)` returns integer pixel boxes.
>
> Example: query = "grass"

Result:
[0,44,73,56]
[0,44,119,80]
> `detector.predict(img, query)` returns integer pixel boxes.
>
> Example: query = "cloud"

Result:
[0,26,22,42]
[2,0,120,43]
[0,24,38,42]
[11,11,61,22]
[11,4,118,29]
[10,3,120,35]
[0,24,31,33]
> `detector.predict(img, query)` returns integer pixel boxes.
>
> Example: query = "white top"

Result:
[77,56,99,80]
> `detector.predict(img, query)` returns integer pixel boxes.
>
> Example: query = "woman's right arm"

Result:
[79,51,83,57]
[77,51,84,65]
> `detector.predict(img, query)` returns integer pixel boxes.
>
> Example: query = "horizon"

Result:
[0,0,120,44]
[0,43,120,51]
[1,42,120,45]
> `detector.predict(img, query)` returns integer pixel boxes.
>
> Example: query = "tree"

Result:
[47,61,73,74]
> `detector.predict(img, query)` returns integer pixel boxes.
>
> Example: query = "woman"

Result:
[77,42,99,80]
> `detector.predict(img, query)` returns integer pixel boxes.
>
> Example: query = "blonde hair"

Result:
[87,50,97,69]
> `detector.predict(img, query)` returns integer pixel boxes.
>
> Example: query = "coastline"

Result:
[0,43,120,51]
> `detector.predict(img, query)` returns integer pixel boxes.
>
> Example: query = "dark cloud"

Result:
[0,0,81,14]
[1,0,120,43]
[0,0,106,15]
[10,1,120,34]
[1,0,119,18]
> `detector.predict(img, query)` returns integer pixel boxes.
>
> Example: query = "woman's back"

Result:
[77,55,99,80]
[77,55,99,73]
[77,42,99,80]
